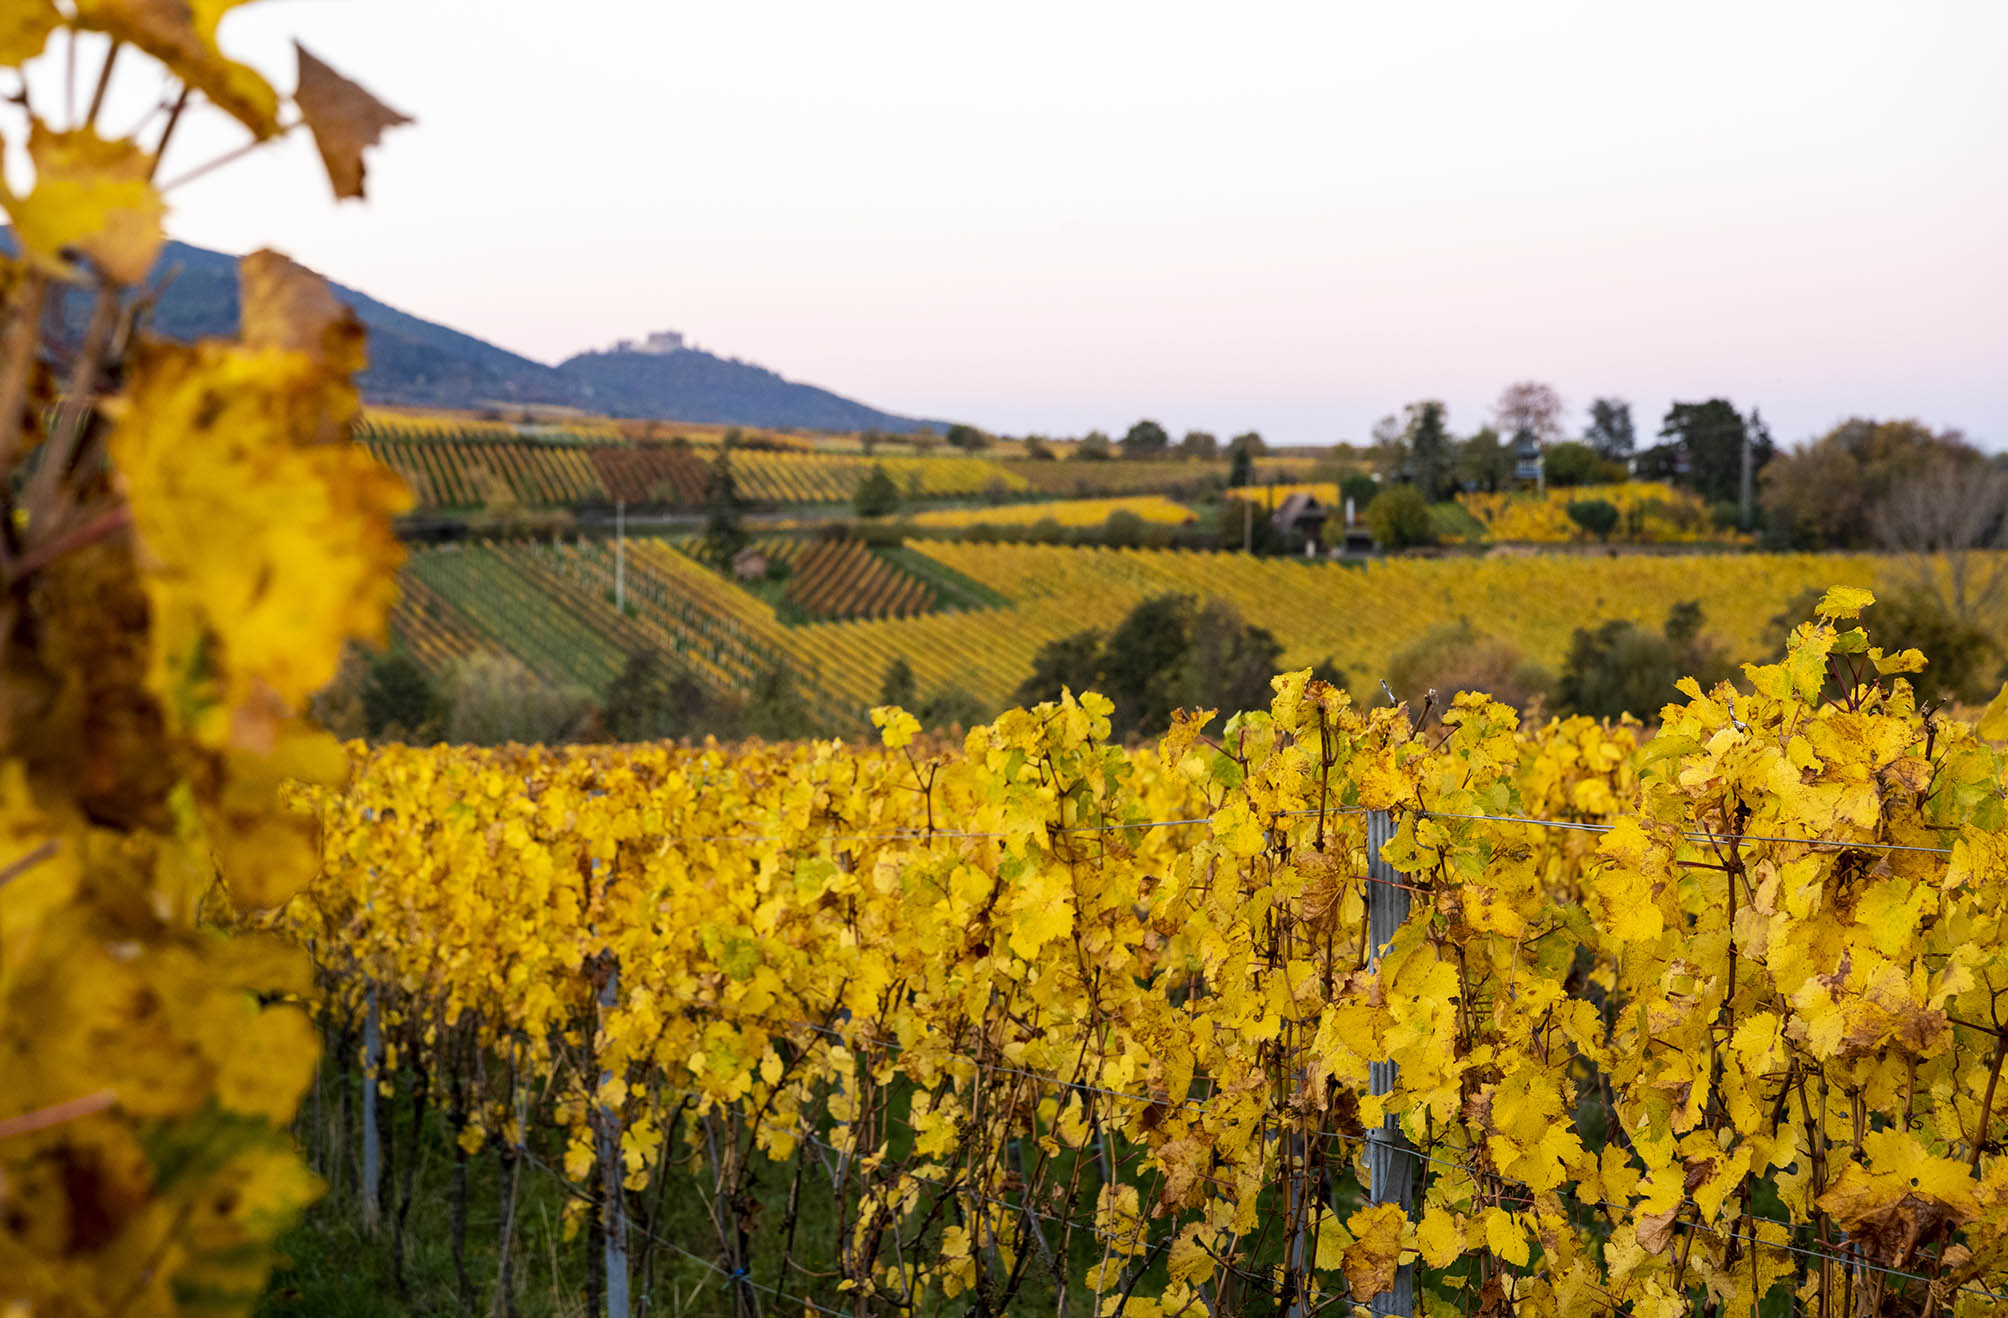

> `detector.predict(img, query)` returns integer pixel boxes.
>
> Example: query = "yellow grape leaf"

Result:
[1167,1225,1214,1287]
[1341,1203,1406,1301]
[1977,682,2008,743]
[1817,1128,1980,1231]
[112,313,409,744]
[294,43,412,201]
[1007,866,1073,958]
[1210,798,1264,858]
[1159,705,1215,765]
[1815,585,1875,620]
[1485,1206,1531,1267]
[73,0,281,138]
[0,0,59,65]
[1415,1205,1461,1269]
[871,705,921,750]
[1313,1210,1350,1271]
[3,122,164,284]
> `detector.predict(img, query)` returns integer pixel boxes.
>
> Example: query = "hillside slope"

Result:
[6,234,948,431]
[557,347,942,434]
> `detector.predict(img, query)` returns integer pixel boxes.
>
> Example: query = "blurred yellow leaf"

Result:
[293,43,411,201]
[1815,585,1875,620]
[73,0,281,138]
[2,122,164,284]
[0,0,60,66]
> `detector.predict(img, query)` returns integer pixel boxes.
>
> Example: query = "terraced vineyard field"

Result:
[755,538,937,619]
[901,494,1195,527]
[362,424,1029,508]
[392,539,1989,722]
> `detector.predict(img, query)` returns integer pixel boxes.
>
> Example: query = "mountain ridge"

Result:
[3,234,950,433]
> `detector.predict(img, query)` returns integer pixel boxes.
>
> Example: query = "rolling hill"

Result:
[6,234,949,433]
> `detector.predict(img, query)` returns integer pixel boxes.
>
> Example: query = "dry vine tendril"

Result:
[0,6,407,1313]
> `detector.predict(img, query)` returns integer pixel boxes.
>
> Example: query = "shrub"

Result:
[1555,601,1728,719]
[1386,621,1548,716]
[1339,473,1380,514]
[854,464,900,518]
[444,652,591,745]
[1566,498,1621,541]
[1543,441,1626,487]
[1365,486,1434,548]
[1012,594,1282,738]
[363,649,444,740]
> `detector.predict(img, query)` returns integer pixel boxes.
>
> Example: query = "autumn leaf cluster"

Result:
[0,9,407,1314]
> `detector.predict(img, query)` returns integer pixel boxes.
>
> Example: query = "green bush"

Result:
[1365,486,1434,548]
[1566,498,1621,541]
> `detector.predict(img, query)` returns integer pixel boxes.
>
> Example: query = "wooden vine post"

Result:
[1365,809,1417,1316]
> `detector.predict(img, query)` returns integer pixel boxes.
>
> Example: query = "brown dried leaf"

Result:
[293,43,411,201]
[73,0,281,138]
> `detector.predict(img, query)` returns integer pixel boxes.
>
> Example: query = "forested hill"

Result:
[555,346,946,433]
[3,234,948,432]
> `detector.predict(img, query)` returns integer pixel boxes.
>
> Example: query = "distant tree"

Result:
[1402,401,1453,500]
[1103,508,1147,547]
[1368,414,1408,484]
[878,655,918,709]
[945,423,991,451]
[1179,429,1219,461]
[445,652,591,745]
[602,651,709,742]
[363,650,444,740]
[1657,399,1769,505]
[1492,381,1565,444]
[1022,434,1055,460]
[1228,431,1266,459]
[1227,443,1255,488]
[743,661,816,740]
[1122,419,1171,458]
[916,685,987,731]
[1387,621,1549,717]
[1339,472,1380,516]
[1544,441,1623,487]
[1873,454,2008,621]
[1365,486,1434,549]
[1012,629,1103,708]
[702,445,748,566]
[1584,398,1636,462]
[1010,595,1282,738]
[1566,498,1621,541]
[1458,427,1512,493]
[1076,430,1114,461]
[858,428,884,455]
[1760,417,1970,550]
[1555,602,1727,719]
[854,463,900,518]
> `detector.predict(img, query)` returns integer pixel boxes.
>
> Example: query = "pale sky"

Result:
[18,1,2008,446]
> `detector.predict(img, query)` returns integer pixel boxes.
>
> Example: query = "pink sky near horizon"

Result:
[15,1,2007,447]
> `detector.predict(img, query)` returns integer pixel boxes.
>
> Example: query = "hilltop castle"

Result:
[611,329,685,355]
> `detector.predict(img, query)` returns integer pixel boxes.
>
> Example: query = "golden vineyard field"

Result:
[395,539,1989,721]
[289,597,2008,1315]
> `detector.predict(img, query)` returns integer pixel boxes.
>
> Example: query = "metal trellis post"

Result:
[1365,809,1417,1316]
[599,960,630,1318]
